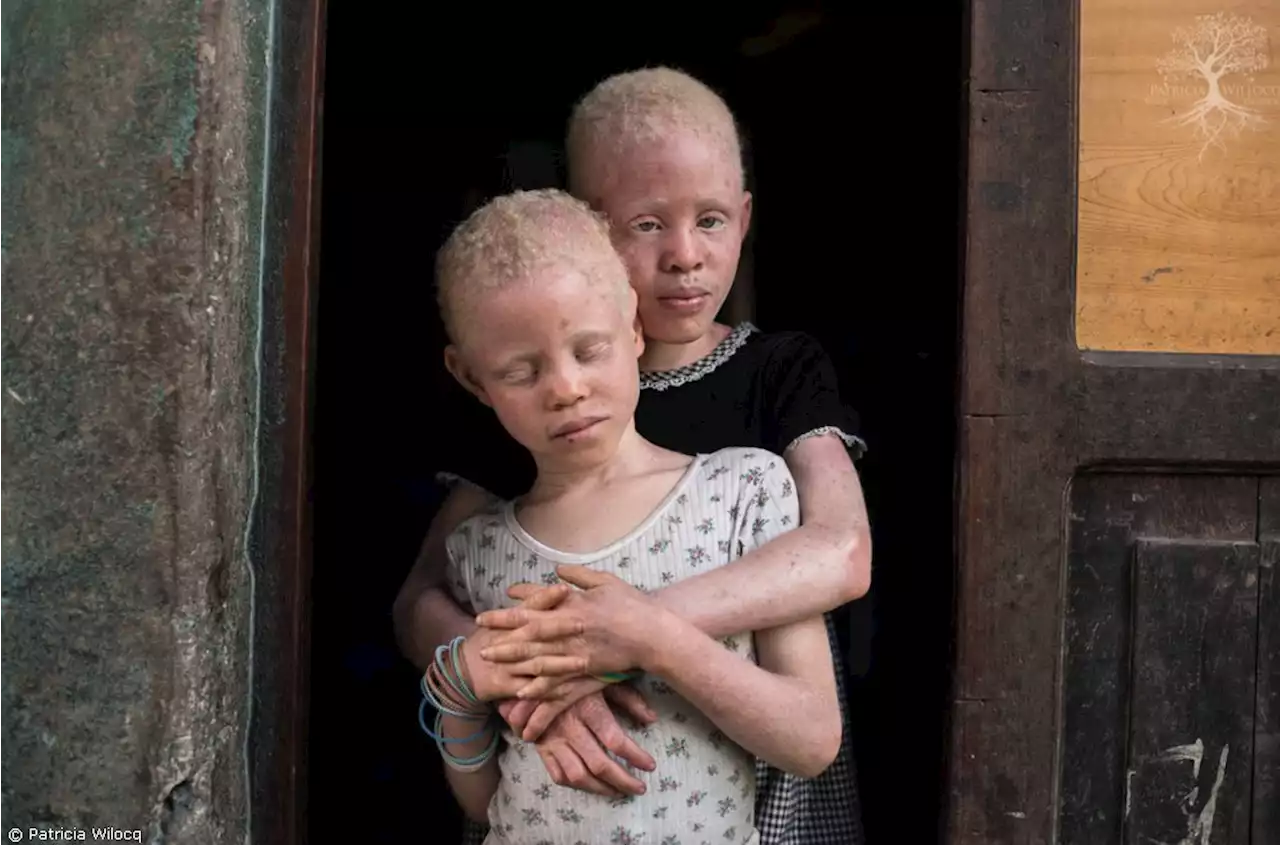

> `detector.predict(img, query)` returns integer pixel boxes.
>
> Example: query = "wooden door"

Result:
[952,1,1280,843]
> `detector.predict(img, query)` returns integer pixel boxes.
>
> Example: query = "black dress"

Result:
[440,322,864,498]
[444,322,866,845]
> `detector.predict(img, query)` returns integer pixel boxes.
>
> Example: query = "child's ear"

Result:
[633,316,646,359]
[444,345,492,407]
[626,288,646,357]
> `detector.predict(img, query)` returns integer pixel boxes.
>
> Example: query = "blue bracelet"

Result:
[418,635,495,750]
[420,674,487,721]
[433,640,480,707]
[448,636,480,704]
[438,718,501,771]
[418,697,495,744]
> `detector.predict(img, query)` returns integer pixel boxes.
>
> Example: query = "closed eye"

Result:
[498,366,537,385]
[577,341,611,361]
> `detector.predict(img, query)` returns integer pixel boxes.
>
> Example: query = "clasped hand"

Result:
[463,564,663,797]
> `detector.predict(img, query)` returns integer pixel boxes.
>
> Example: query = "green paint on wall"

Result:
[0,130,29,257]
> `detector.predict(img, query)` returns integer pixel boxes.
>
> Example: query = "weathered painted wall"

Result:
[2,0,270,839]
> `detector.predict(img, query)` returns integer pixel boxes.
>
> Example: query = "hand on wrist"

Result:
[458,635,488,700]
[639,607,688,675]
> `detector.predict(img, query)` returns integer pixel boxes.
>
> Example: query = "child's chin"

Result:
[537,434,616,466]
[642,314,715,344]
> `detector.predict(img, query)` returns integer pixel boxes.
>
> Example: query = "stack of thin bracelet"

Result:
[418,635,647,770]
[418,636,500,771]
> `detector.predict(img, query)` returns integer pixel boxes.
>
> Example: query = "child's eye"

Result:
[632,220,661,233]
[577,342,610,362]
[500,367,537,385]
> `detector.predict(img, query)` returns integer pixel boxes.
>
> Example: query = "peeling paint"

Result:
[1135,739,1230,845]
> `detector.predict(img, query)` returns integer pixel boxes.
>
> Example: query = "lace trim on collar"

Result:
[639,322,759,392]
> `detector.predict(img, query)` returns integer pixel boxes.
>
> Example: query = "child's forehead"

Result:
[462,274,623,351]
[597,134,742,208]
[474,265,618,317]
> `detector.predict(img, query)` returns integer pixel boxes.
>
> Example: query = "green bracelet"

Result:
[594,670,642,684]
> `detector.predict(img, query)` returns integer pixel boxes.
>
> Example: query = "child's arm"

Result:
[647,607,840,777]
[648,333,871,636]
[392,480,494,672]
[438,711,501,823]
[478,338,870,642]
[479,456,841,773]
[651,434,869,638]
[394,479,659,796]
[493,564,840,778]
[636,454,842,775]
[474,444,867,647]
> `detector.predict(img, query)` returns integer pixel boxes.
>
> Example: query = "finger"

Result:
[525,614,585,641]
[536,744,565,787]
[523,680,607,740]
[504,698,537,734]
[554,564,614,589]
[563,717,647,795]
[548,743,619,797]
[481,623,584,660]
[505,582,541,602]
[475,606,531,630]
[517,674,572,699]
[481,640,561,663]
[519,583,572,610]
[483,675,538,701]
[495,698,520,724]
[522,697,572,741]
[603,684,658,725]
[505,655,587,679]
[578,695,656,772]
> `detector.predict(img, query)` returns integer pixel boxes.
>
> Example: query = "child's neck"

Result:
[638,322,732,373]
[519,428,695,554]
[528,427,683,502]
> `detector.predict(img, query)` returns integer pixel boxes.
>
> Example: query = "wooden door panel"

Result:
[1126,538,1258,845]
[1255,478,1280,845]
[958,0,1280,843]
[1059,475,1257,845]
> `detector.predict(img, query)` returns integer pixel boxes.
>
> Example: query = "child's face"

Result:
[445,268,645,473]
[592,132,751,347]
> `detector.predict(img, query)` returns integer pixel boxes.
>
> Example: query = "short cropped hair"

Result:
[435,189,630,342]
[565,66,745,197]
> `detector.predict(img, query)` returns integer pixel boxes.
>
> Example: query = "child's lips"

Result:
[551,416,607,439]
[657,290,711,312]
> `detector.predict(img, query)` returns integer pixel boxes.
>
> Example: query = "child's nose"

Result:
[545,364,587,407]
[662,228,704,273]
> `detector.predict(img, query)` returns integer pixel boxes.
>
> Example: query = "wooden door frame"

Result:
[953,1,1280,843]
[251,0,326,843]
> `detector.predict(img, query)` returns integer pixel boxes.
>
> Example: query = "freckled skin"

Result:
[581,132,752,372]
[445,268,646,477]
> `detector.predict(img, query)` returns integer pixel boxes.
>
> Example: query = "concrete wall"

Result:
[2,0,271,840]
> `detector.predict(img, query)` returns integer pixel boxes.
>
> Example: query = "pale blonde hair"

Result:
[435,189,631,342]
[565,66,745,198]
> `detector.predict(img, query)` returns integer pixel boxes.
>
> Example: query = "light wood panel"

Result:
[1077,0,1280,354]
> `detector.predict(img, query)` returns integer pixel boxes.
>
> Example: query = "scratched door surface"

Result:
[953,1,1280,843]
[1058,476,1275,844]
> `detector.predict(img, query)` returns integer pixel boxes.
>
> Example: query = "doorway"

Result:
[310,5,963,842]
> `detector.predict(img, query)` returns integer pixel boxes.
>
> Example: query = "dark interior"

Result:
[310,5,963,842]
